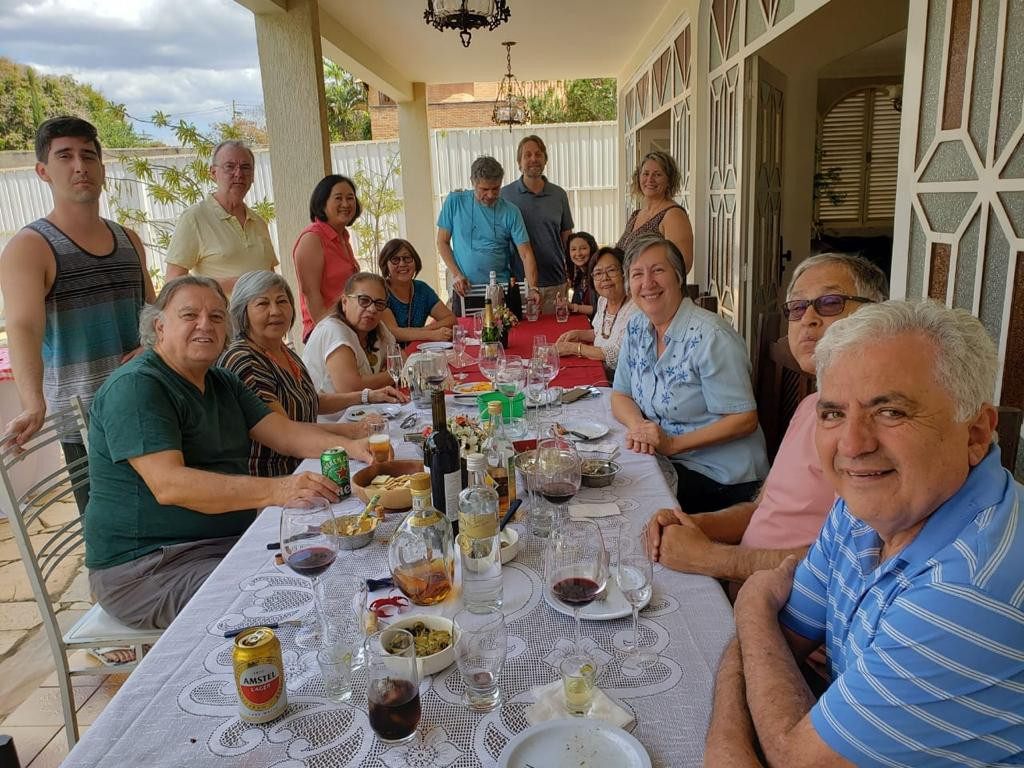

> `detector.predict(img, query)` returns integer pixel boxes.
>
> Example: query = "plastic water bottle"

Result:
[457,453,503,610]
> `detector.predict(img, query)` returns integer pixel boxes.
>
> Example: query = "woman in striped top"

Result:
[220,270,403,477]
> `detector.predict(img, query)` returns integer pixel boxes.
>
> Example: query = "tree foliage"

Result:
[324,60,371,142]
[527,78,617,124]
[350,152,403,264]
[0,57,150,150]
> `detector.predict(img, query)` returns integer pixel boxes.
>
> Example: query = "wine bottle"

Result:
[425,388,462,535]
[480,298,500,343]
[507,276,523,320]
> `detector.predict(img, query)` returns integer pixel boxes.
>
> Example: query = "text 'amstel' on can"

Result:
[321,447,352,499]
[233,626,287,723]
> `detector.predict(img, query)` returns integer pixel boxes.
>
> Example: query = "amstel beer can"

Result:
[233,626,287,723]
[321,446,352,499]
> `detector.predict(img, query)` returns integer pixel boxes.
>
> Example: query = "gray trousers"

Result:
[89,536,239,630]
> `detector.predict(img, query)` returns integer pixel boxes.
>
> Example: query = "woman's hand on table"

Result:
[625,419,663,454]
[275,471,340,504]
[345,438,374,464]
[370,385,408,404]
[555,340,583,357]
[428,326,453,341]
[557,329,582,344]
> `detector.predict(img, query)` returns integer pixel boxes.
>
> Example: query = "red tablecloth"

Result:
[409,314,608,388]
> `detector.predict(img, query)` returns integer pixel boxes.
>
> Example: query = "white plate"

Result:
[419,341,453,351]
[343,404,402,422]
[544,578,651,621]
[559,419,609,441]
[499,719,651,768]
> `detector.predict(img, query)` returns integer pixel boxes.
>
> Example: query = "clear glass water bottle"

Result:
[457,453,503,610]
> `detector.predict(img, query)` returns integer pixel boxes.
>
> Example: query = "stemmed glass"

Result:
[526,360,549,438]
[531,343,559,416]
[495,355,526,436]
[280,496,339,649]
[386,343,404,390]
[545,518,608,657]
[616,521,656,675]
[534,436,581,538]
[478,341,505,386]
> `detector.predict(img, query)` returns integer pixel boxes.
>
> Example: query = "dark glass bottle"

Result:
[480,299,500,343]
[507,276,523,320]
[425,388,461,535]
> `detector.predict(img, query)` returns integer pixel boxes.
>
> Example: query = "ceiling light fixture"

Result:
[492,41,529,131]
[424,0,511,48]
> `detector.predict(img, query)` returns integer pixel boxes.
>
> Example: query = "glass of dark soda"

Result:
[365,628,421,744]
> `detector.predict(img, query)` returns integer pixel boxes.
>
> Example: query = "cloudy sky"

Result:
[0,0,265,143]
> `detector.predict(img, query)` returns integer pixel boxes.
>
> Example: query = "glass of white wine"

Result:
[616,520,656,675]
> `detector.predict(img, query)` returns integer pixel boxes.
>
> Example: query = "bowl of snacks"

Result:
[384,615,455,676]
[580,459,620,488]
[321,511,379,550]
[352,459,424,510]
[499,526,522,563]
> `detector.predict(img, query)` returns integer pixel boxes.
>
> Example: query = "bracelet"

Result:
[577,343,582,357]
[361,387,371,404]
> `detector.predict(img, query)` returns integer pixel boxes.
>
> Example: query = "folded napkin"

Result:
[569,502,620,519]
[560,387,589,404]
[578,441,618,455]
[525,679,633,728]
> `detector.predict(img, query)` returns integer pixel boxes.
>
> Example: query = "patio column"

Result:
[253,0,331,307]
[397,83,439,293]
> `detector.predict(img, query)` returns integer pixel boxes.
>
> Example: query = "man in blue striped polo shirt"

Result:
[704,299,1024,768]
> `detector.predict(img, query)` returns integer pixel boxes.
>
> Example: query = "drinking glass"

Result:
[452,324,469,369]
[560,654,596,715]
[534,437,581,532]
[470,310,483,342]
[318,642,354,703]
[478,341,505,384]
[532,344,560,416]
[453,608,507,712]
[554,292,570,323]
[545,518,608,656]
[495,355,526,437]
[526,360,550,439]
[531,335,548,358]
[386,343,404,390]
[365,628,421,744]
[318,573,369,670]
[368,420,392,463]
[280,496,339,649]
[616,521,656,675]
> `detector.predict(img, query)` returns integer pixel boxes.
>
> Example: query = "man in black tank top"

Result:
[0,116,156,513]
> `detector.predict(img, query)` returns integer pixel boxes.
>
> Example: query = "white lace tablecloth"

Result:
[63,390,735,768]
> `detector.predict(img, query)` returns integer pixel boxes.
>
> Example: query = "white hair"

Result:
[815,299,998,421]
[787,252,889,303]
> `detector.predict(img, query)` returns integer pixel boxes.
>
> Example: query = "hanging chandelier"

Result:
[424,1,511,48]
[492,41,529,131]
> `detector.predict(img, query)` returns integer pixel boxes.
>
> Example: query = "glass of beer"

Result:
[368,420,392,463]
[365,628,421,744]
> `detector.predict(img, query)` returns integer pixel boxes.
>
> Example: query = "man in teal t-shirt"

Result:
[85,275,371,630]
[437,155,539,309]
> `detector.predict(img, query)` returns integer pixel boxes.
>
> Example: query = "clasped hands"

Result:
[626,418,674,455]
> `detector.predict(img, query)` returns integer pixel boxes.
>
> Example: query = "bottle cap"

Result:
[410,472,430,492]
[487,400,503,413]
[465,452,486,471]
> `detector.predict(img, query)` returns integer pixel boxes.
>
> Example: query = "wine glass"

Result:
[526,359,550,438]
[280,496,339,649]
[386,343,404,390]
[534,437,581,538]
[545,518,608,656]
[478,341,505,385]
[616,521,656,675]
[495,355,526,437]
[531,344,559,416]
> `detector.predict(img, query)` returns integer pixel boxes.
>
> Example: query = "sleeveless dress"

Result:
[616,204,687,257]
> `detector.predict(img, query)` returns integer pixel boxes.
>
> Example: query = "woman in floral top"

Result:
[610,234,768,512]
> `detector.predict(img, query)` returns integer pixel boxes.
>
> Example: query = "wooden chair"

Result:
[752,312,816,461]
[0,398,162,749]
[995,406,1022,477]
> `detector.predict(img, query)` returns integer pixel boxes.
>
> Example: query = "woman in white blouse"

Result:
[555,246,637,375]
[302,271,398,396]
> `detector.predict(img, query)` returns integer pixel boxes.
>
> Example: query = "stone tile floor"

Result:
[0,500,126,766]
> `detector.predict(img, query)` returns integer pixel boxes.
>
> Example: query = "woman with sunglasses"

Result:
[565,231,598,318]
[293,174,362,341]
[302,272,398,396]
[555,246,638,375]
[377,238,456,344]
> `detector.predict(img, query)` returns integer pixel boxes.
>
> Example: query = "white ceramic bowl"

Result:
[384,615,455,676]
[499,526,522,564]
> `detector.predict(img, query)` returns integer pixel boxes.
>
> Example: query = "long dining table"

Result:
[61,390,735,768]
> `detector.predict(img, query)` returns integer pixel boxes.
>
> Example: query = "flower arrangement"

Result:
[421,414,486,453]
[494,304,519,328]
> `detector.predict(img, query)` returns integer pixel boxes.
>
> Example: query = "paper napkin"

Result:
[569,502,620,518]
[525,679,634,728]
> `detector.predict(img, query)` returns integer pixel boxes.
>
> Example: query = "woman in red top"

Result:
[293,174,362,340]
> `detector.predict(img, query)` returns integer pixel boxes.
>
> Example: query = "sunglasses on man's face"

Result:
[782,294,873,321]
[347,294,387,311]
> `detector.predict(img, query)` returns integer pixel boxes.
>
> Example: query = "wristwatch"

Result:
[361,388,371,404]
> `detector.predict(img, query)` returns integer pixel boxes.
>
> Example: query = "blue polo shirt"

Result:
[500,176,574,287]
[612,298,768,485]
[437,190,529,284]
[781,447,1024,767]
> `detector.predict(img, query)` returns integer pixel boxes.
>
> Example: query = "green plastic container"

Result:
[477,391,525,422]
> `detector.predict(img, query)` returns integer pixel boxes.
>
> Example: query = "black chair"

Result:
[995,406,1022,478]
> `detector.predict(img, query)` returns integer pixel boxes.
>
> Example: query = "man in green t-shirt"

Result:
[85,276,372,630]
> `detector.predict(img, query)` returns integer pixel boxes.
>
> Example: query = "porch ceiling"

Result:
[317,0,672,97]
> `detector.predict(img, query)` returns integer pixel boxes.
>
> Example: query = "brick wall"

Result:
[370,101,506,139]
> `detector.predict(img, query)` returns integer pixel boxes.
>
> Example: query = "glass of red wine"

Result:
[534,437,581,535]
[280,495,339,649]
[545,518,609,658]
[365,627,421,744]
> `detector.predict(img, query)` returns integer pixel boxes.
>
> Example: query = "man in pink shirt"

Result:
[648,253,888,584]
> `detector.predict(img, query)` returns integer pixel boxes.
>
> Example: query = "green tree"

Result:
[323,60,371,142]
[526,78,617,124]
[349,151,402,265]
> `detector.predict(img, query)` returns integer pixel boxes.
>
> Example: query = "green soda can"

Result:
[320,447,351,499]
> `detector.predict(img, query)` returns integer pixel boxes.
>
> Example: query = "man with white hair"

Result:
[704,300,1023,767]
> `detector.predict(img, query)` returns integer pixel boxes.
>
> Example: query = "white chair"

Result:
[0,397,162,749]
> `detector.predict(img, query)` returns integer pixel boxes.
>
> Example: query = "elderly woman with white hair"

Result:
[611,234,769,513]
[83,276,372,630]
[220,270,404,477]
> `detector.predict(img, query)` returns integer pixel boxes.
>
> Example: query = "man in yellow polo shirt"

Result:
[164,140,277,295]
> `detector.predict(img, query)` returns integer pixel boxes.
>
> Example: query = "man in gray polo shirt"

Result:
[501,135,574,313]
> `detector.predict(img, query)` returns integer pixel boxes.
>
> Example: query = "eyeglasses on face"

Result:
[388,254,416,265]
[782,294,872,321]
[591,267,621,280]
[216,162,254,174]
[347,293,387,311]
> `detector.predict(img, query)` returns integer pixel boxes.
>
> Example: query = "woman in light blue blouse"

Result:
[611,234,768,513]
[377,238,456,345]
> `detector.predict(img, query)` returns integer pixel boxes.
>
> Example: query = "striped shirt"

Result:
[28,218,147,443]
[781,447,1024,767]
[218,340,318,477]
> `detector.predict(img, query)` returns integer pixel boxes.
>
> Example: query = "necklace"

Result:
[600,297,628,340]
[249,337,302,381]
[389,280,416,327]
